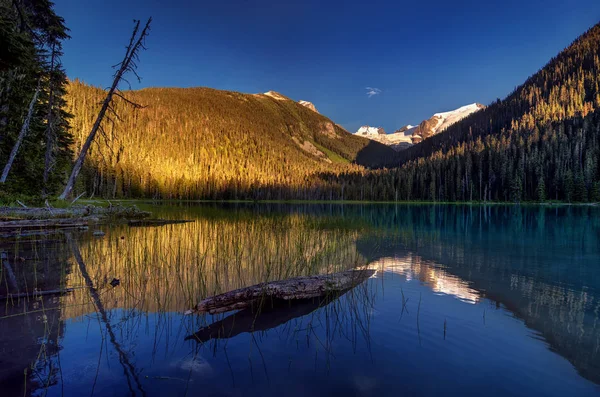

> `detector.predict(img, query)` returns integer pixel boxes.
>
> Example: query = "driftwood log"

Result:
[0,288,75,301]
[189,269,375,315]
[185,292,349,343]
[0,218,95,230]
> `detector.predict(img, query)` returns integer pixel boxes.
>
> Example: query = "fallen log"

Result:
[0,288,75,301]
[185,292,348,343]
[188,269,374,315]
[0,204,151,221]
[0,218,95,230]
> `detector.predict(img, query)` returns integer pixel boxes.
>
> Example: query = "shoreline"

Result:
[74,198,600,207]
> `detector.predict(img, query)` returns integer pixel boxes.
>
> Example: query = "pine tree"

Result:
[536,175,546,202]
[0,0,73,196]
[591,182,600,202]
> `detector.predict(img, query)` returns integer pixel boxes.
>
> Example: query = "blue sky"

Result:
[54,0,600,133]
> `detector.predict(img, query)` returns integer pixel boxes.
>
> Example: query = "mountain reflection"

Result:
[368,255,481,304]
[355,204,600,385]
[1,203,599,395]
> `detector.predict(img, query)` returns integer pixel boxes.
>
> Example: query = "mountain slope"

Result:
[411,103,485,142]
[66,82,395,200]
[357,21,600,202]
[307,22,600,202]
[298,100,318,113]
[396,23,600,166]
[356,125,414,151]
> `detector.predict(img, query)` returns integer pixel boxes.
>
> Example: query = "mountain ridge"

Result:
[354,103,484,151]
[65,81,395,200]
[396,22,600,167]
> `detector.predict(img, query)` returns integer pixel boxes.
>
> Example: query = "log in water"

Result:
[189,269,375,314]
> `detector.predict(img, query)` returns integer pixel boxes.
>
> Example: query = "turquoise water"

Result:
[1,204,599,396]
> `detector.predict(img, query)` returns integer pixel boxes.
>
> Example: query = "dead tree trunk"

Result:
[42,43,57,194]
[0,85,40,183]
[66,234,146,396]
[58,18,151,200]
[189,269,375,314]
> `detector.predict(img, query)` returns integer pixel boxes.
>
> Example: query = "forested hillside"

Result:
[321,109,600,202]
[66,82,395,200]
[361,21,600,202]
[397,23,600,164]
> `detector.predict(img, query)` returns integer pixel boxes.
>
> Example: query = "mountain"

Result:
[396,23,600,168]
[298,100,318,113]
[334,21,600,202]
[387,127,416,150]
[411,103,485,143]
[355,125,414,151]
[355,126,386,136]
[65,82,396,200]
[354,103,483,151]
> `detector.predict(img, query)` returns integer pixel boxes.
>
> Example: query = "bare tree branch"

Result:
[59,18,151,200]
[114,91,145,109]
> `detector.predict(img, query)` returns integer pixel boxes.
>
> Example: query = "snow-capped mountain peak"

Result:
[433,103,482,118]
[354,102,485,151]
[354,125,412,151]
[298,100,319,113]
[356,126,386,136]
[430,103,484,135]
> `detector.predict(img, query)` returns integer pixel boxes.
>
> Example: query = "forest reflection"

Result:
[1,203,599,395]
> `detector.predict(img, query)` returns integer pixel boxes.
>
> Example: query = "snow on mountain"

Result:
[354,103,485,151]
[356,126,386,136]
[298,100,319,113]
[412,103,485,143]
[261,92,320,114]
[431,103,484,135]
[263,91,289,101]
[355,125,414,150]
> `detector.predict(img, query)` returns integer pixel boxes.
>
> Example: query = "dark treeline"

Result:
[319,109,600,202]
[0,0,72,198]
[395,110,600,202]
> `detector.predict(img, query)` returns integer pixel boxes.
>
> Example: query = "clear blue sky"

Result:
[54,0,600,133]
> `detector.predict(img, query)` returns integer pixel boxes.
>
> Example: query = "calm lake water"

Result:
[1,203,599,396]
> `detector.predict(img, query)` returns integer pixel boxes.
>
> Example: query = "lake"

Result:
[1,203,599,396]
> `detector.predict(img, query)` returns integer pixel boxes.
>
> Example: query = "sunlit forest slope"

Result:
[371,22,600,202]
[66,82,395,200]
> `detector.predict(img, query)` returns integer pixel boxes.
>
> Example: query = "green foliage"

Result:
[591,182,600,202]
[536,176,546,202]
[0,0,72,196]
